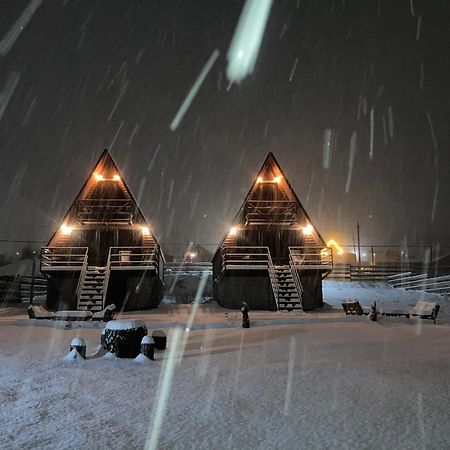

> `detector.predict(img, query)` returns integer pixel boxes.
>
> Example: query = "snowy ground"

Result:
[1,282,450,449]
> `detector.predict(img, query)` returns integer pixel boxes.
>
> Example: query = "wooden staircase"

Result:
[143,234,155,247]
[54,234,71,247]
[77,266,106,311]
[223,235,236,247]
[303,235,316,247]
[274,265,302,311]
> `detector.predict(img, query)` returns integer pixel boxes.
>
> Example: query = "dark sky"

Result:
[0,0,449,254]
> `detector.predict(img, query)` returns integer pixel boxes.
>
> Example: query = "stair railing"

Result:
[267,250,279,305]
[102,249,113,309]
[76,249,89,309]
[289,249,304,309]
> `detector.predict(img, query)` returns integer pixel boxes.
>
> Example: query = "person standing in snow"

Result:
[241,301,250,328]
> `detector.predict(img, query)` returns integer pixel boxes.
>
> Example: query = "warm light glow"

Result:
[256,176,263,184]
[302,224,314,236]
[327,239,344,255]
[141,226,150,236]
[60,224,73,235]
[272,175,282,183]
[94,172,104,181]
[113,174,121,181]
[229,226,237,236]
[186,252,197,259]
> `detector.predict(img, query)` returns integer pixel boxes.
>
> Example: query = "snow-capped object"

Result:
[71,337,85,347]
[141,335,154,344]
[105,320,146,331]
[134,353,152,364]
[62,348,84,361]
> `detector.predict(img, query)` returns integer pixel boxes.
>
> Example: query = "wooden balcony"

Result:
[221,246,274,271]
[107,246,161,271]
[289,246,333,271]
[77,199,133,225]
[40,247,89,271]
[244,200,298,226]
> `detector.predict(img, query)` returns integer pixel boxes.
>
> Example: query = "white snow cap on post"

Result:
[152,330,166,337]
[141,335,154,344]
[71,337,86,347]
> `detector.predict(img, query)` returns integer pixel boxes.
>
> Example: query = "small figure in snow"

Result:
[241,301,250,328]
[369,301,378,322]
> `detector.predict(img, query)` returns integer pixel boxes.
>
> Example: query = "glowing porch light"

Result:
[186,251,197,260]
[302,224,314,236]
[60,224,73,235]
[326,239,344,255]
[229,226,237,236]
[94,172,104,181]
[272,175,282,184]
[256,176,263,184]
[113,174,121,181]
[141,226,150,236]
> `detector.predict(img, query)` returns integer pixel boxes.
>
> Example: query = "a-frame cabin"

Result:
[41,149,164,311]
[212,152,332,311]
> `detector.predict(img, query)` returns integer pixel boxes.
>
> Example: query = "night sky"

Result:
[1,0,449,255]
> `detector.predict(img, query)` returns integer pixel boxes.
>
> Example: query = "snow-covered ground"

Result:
[1,281,450,449]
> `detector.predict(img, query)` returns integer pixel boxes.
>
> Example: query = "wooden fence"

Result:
[327,264,406,281]
[0,274,47,304]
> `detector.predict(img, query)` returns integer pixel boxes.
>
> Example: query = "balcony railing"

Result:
[244,200,298,225]
[289,246,333,271]
[221,246,274,270]
[77,199,133,224]
[41,247,89,271]
[107,246,160,271]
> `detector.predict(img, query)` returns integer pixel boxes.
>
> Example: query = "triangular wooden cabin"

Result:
[212,152,332,311]
[41,149,164,311]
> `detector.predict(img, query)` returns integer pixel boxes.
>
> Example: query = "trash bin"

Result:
[104,320,147,358]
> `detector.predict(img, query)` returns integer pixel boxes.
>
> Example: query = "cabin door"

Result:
[98,230,119,266]
[81,229,118,267]
[264,229,290,265]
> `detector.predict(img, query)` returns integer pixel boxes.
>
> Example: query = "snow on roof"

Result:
[105,320,146,331]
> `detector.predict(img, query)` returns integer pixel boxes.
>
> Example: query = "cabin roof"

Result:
[46,149,159,246]
[213,152,326,257]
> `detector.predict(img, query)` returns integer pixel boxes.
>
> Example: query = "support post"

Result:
[357,221,361,270]
[29,255,36,305]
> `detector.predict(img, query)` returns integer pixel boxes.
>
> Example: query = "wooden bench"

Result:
[92,304,116,322]
[342,300,440,324]
[342,300,364,315]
